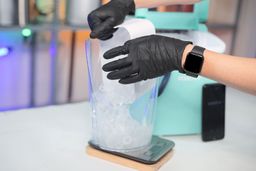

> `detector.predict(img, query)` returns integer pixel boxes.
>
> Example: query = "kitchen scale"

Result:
[88,136,175,165]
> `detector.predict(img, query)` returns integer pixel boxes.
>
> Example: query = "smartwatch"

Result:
[183,45,205,78]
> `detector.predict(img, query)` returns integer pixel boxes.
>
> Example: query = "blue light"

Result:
[0,47,11,57]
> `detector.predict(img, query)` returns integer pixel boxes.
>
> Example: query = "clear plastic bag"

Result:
[85,19,159,151]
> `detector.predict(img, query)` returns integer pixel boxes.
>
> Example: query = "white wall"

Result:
[233,0,256,57]
[208,0,238,25]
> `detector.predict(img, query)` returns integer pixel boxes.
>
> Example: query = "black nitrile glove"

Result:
[87,0,135,40]
[102,35,192,84]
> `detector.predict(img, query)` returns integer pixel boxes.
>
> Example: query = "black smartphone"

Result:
[89,136,175,164]
[202,83,226,142]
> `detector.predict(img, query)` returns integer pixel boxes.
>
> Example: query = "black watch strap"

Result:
[192,46,205,56]
[184,45,205,78]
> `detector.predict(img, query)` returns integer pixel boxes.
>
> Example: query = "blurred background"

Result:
[0,0,255,111]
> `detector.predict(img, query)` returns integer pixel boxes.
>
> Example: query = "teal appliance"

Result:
[135,0,209,32]
[135,0,226,135]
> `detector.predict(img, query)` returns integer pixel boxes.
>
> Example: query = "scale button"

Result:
[156,142,165,146]
[144,151,153,156]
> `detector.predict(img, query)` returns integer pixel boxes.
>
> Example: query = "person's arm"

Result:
[135,0,201,8]
[182,45,256,95]
[103,35,256,95]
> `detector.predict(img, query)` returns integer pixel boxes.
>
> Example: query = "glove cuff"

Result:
[112,0,136,15]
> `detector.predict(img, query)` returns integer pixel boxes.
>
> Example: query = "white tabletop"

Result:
[0,87,256,171]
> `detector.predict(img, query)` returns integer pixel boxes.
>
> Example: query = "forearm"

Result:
[182,45,256,95]
[134,0,200,8]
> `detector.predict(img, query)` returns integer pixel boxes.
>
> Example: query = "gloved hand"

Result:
[87,0,135,40]
[102,35,192,84]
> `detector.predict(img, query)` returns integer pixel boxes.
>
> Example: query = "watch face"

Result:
[184,52,204,74]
